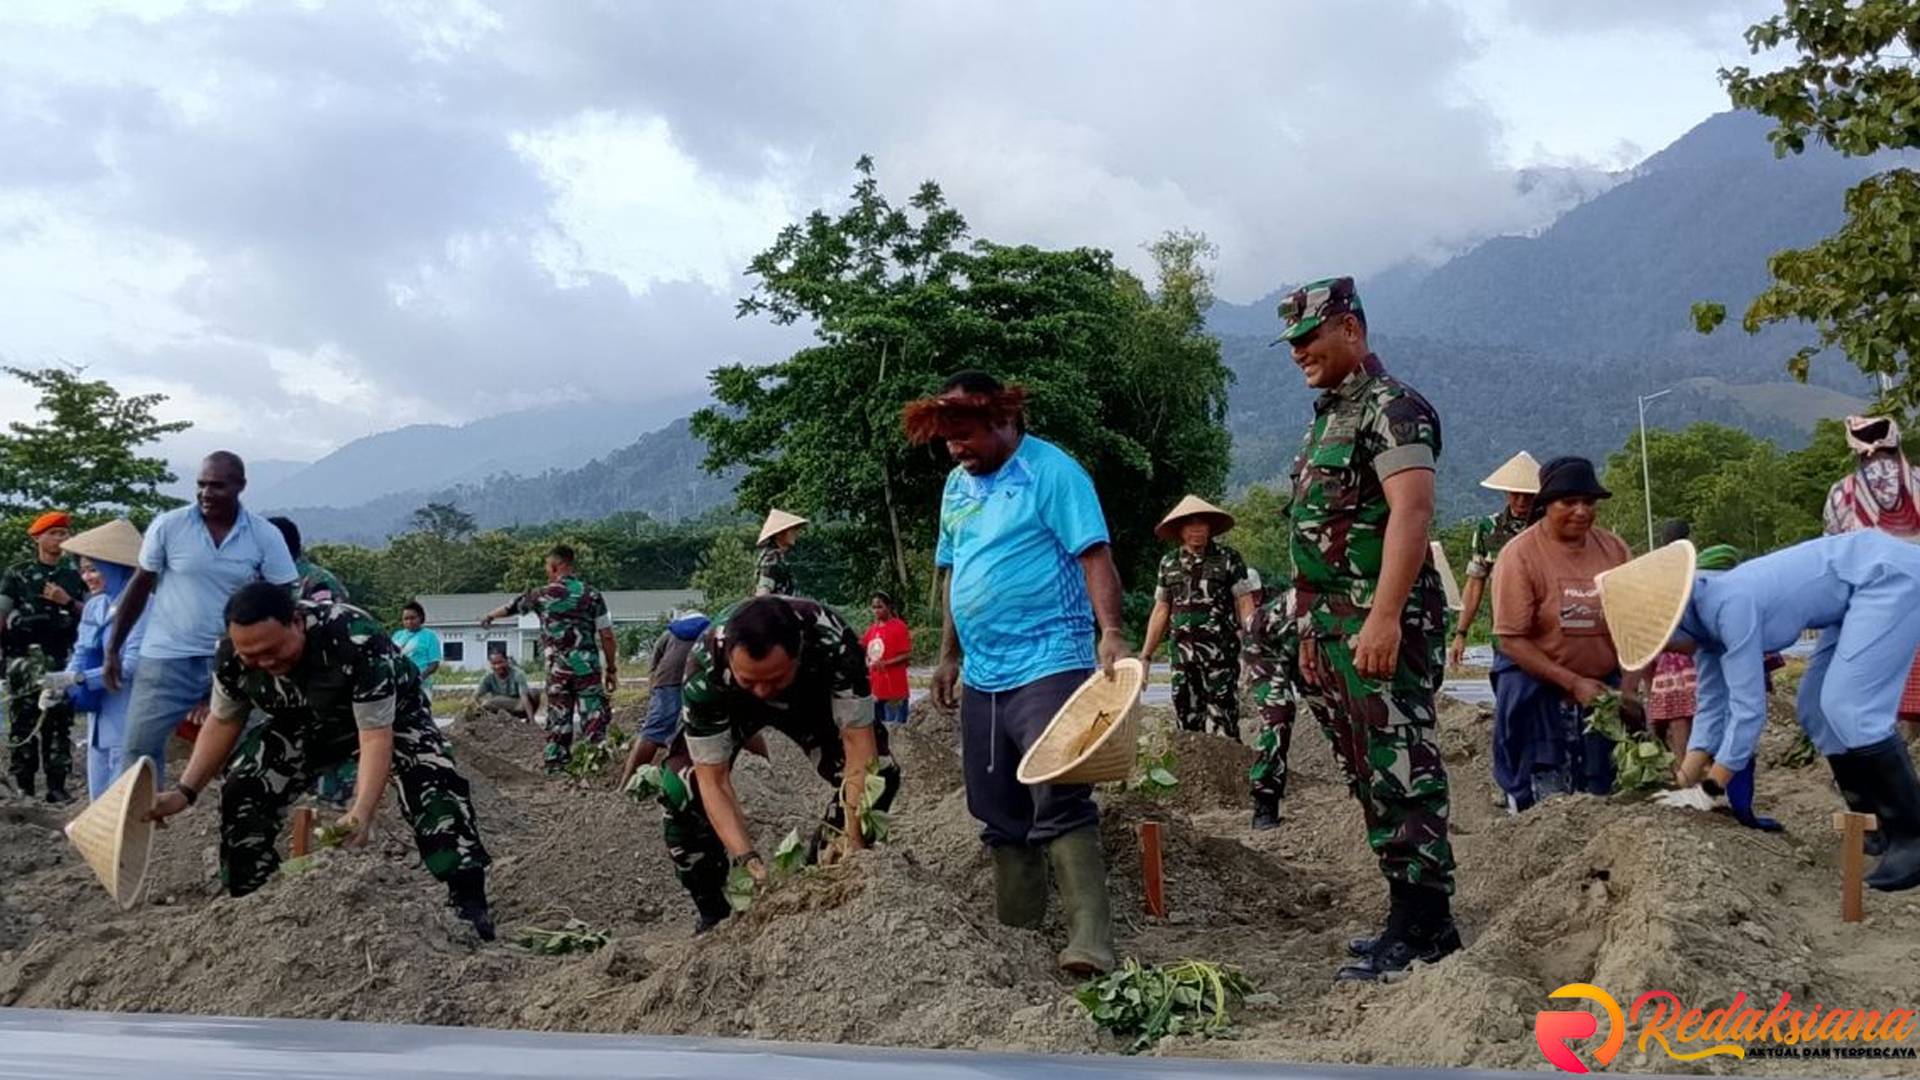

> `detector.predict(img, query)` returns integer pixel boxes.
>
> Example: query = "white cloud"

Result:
[0,0,1778,464]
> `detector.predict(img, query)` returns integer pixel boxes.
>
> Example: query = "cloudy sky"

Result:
[0,0,1778,465]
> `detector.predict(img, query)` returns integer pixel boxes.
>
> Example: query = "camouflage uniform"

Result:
[1288,352,1455,896]
[511,576,613,768]
[754,542,793,596]
[1156,542,1259,740]
[1244,591,1305,804]
[292,555,349,604]
[208,601,490,896]
[1465,510,1528,585]
[658,597,898,925]
[1,556,85,793]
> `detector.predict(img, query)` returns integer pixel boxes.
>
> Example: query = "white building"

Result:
[413,589,703,672]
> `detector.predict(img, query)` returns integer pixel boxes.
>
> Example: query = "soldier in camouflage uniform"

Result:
[1243,588,1308,830]
[642,595,897,933]
[753,509,806,597]
[1277,276,1460,982]
[1446,453,1538,668]
[1,512,86,802]
[482,543,618,772]
[1138,496,1260,740]
[146,583,494,938]
[269,516,349,604]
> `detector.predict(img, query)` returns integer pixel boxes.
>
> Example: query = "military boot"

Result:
[446,868,497,941]
[1046,826,1116,976]
[11,773,33,799]
[1251,793,1282,831]
[992,844,1048,929]
[1338,882,1461,981]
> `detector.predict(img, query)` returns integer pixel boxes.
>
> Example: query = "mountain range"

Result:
[267,110,1889,544]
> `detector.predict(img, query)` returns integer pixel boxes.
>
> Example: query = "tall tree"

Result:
[408,501,478,542]
[1597,421,1828,554]
[1693,0,1920,406]
[695,157,1234,599]
[0,365,189,528]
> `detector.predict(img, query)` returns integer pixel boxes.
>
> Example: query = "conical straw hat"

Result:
[757,509,808,546]
[63,757,157,909]
[1480,451,1542,494]
[1154,495,1235,542]
[1017,659,1145,785]
[61,518,144,568]
[1595,540,1698,672]
[1430,541,1463,611]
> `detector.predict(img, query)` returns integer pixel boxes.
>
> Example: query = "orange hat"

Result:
[27,511,70,537]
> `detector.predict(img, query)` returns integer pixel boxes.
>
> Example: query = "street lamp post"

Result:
[1638,388,1673,551]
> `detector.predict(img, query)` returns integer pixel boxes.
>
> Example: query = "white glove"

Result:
[40,671,80,694]
[1654,785,1724,812]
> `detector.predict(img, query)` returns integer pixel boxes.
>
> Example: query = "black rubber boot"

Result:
[1251,794,1282,831]
[1046,826,1116,976]
[12,773,34,798]
[1835,738,1920,892]
[44,775,71,805]
[1337,883,1461,982]
[1829,754,1888,856]
[992,844,1048,929]
[446,868,497,941]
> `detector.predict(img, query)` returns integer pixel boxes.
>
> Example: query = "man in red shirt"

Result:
[862,592,912,725]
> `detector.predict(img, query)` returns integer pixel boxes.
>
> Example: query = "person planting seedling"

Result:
[147,583,496,939]
[645,595,901,934]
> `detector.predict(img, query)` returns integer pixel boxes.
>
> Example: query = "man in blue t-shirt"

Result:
[906,370,1129,976]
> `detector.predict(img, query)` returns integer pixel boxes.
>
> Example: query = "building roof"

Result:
[414,589,704,627]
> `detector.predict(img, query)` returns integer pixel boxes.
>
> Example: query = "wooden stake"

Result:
[292,806,315,858]
[1834,810,1878,923]
[1139,821,1166,918]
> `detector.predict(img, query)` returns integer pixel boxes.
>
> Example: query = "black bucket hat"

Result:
[1535,456,1612,507]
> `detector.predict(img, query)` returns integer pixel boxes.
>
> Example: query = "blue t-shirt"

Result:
[936,435,1109,692]
[137,506,298,660]
[393,627,444,688]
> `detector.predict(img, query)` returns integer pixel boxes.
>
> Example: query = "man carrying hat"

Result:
[754,510,806,597]
[1,511,86,801]
[146,583,497,936]
[1138,496,1260,741]
[1449,452,1540,669]
[1276,276,1459,982]
[1598,531,1920,891]
[905,369,1127,976]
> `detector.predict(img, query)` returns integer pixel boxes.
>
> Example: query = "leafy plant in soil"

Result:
[1075,959,1271,1054]
[1133,748,1180,797]
[1586,692,1675,794]
[281,815,359,877]
[515,919,611,955]
[565,741,613,779]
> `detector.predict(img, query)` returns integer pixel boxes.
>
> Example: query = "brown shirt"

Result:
[1492,523,1632,679]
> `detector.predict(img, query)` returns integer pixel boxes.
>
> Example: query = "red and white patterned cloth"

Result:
[1647,650,1697,723]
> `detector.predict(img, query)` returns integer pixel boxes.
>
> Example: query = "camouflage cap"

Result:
[1274,276,1362,344]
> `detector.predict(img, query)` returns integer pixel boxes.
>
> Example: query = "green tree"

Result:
[0,365,189,532]
[1224,483,1290,586]
[689,528,757,609]
[408,501,477,542]
[1597,421,1827,554]
[695,157,1233,600]
[1694,0,1920,406]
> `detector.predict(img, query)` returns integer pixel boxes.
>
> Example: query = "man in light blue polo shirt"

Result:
[105,451,297,778]
[908,370,1129,976]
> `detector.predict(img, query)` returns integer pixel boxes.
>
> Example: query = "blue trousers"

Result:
[1492,655,1614,808]
[1794,579,1920,756]
[120,655,216,780]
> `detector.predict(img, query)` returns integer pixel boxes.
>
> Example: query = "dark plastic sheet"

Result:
[0,1007,1545,1080]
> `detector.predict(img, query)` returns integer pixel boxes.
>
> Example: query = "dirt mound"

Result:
[5,688,1920,1073]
